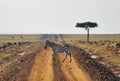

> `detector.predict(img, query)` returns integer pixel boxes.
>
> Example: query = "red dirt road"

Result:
[28,48,92,81]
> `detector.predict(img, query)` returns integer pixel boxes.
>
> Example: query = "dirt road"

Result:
[28,48,92,81]
[28,49,54,81]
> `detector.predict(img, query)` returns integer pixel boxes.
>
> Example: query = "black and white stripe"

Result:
[44,40,72,62]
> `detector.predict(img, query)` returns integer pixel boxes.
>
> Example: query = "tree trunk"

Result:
[87,27,89,42]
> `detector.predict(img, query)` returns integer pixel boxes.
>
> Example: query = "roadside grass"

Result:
[0,34,42,60]
[62,34,120,42]
[0,52,11,58]
[108,55,120,66]
[77,43,120,67]
[62,34,120,67]
[0,34,42,45]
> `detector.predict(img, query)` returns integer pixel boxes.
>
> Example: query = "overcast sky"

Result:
[0,0,120,34]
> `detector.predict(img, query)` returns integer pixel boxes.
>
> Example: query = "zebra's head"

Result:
[44,40,49,49]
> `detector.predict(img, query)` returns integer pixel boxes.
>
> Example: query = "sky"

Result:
[0,0,120,34]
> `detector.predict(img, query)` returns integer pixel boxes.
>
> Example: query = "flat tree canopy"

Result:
[76,22,98,28]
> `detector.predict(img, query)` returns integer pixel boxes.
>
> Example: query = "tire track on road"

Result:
[53,55,66,81]
[58,53,92,81]
[28,49,54,81]
[28,48,66,81]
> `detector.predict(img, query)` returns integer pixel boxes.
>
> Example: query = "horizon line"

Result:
[0,33,119,35]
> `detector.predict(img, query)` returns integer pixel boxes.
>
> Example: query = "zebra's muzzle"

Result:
[44,46,47,49]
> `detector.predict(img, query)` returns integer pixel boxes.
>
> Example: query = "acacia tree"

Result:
[76,22,98,42]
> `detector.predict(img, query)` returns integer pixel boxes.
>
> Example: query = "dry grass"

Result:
[0,34,42,45]
[62,34,120,67]
[62,34,120,42]
[0,34,42,63]
[75,43,120,66]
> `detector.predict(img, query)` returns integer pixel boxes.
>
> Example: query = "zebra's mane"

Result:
[48,41,62,47]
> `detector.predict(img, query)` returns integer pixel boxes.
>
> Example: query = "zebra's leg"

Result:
[69,52,72,62]
[52,49,55,56]
[52,50,56,61]
[66,50,72,62]
[63,53,67,62]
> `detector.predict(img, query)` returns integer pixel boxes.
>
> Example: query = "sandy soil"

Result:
[28,49,54,81]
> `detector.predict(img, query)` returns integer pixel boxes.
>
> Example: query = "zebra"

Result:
[44,40,72,62]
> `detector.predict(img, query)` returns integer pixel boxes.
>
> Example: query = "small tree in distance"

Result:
[76,21,98,42]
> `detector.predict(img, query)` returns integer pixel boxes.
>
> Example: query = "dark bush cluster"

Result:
[0,42,33,51]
